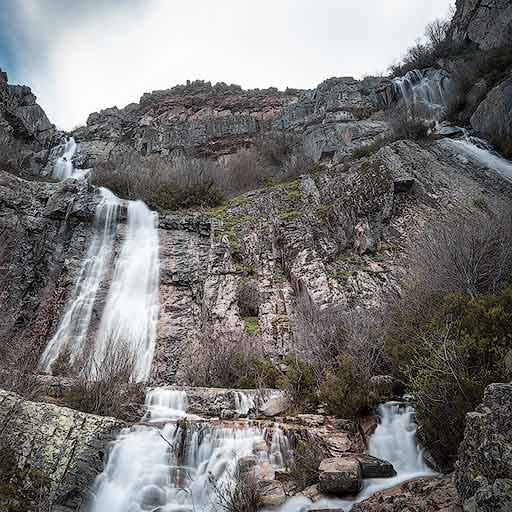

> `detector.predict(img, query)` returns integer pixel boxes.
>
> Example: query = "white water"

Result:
[441,136,512,180]
[91,200,160,382]
[90,389,290,512]
[271,401,433,512]
[39,188,121,373]
[143,388,189,422]
[392,69,452,120]
[234,391,255,416]
[52,136,78,180]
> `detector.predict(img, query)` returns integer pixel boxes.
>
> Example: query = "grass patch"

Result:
[243,316,260,336]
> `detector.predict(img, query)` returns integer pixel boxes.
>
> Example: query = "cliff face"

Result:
[71,76,388,168]
[451,0,512,50]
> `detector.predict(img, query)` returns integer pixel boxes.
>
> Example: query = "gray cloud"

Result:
[2,0,454,130]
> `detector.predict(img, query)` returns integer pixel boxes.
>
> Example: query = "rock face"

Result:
[471,72,512,145]
[451,0,512,50]
[0,69,55,173]
[351,475,462,512]
[0,390,124,511]
[456,383,512,512]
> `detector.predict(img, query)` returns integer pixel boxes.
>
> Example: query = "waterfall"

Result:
[391,69,452,120]
[234,391,255,416]
[39,188,121,373]
[143,388,189,422]
[52,136,78,180]
[40,193,160,381]
[440,135,512,180]
[91,200,160,382]
[89,389,291,512]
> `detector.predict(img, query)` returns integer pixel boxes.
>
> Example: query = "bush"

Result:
[319,354,371,418]
[278,353,318,407]
[212,469,260,512]
[153,181,225,211]
[388,104,431,140]
[351,134,397,159]
[287,440,324,491]
[182,330,279,389]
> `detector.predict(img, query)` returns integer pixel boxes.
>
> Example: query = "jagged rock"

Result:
[451,0,512,50]
[318,457,362,496]
[0,390,125,511]
[455,383,512,512]
[471,72,512,146]
[351,475,462,512]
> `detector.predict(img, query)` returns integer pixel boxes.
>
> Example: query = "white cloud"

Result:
[8,0,454,130]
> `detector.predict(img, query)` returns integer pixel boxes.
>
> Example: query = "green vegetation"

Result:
[287,440,324,490]
[279,210,302,221]
[277,353,318,407]
[243,316,260,336]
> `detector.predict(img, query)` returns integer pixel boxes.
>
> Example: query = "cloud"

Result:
[1,0,454,130]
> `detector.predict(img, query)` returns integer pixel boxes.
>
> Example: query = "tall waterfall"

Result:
[39,188,121,373]
[89,389,290,512]
[52,136,78,180]
[92,200,160,382]
[40,191,160,381]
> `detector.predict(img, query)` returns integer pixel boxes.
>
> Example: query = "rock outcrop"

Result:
[0,390,124,511]
[451,0,512,50]
[471,72,512,147]
[352,475,462,512]
[456,383,512,512]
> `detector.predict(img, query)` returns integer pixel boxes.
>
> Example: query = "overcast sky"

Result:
[1,0,453,130]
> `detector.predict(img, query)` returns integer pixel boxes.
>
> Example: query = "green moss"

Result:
[243,316,260,336]
[279,210,302,221]
[287,190,301,203]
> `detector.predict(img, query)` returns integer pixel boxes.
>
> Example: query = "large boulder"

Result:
[451,0,512,50]
[455,383,512,512]
[0,390,125,511]
[351,475,462,512]
[318,457,362,496]
[470,73,512,149]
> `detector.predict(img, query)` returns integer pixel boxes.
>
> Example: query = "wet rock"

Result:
[257,479,287,507]
[355,454,396,478]
[455,383,512,512]
[237,456,259,475]
[318,457,362,496]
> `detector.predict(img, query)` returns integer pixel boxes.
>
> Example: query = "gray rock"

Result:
[451,0,512,50]
[318,457,362,496]
[261,395,292,417]
[354,454,396,478]
[455,383,512,512]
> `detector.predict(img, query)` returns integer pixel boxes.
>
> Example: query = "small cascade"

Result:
[143,388,188,422]
[39,188,121,373]
[391,69,452,120]
[89,388,291,512]
[269,423,290,469]
[52,136,78,180]
[234,391,255,416]
[92,200,160,382]
[441,134,512,180]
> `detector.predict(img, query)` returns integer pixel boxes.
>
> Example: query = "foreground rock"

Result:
[456,383,512,512]
[352,475,462,512]
[318,457,362,495]
[0,390,124,511]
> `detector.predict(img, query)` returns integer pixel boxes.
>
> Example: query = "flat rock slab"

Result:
[318,456,362,496]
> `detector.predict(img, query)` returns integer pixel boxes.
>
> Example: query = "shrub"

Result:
[211,469,260,512]
[278,353,318,407]
[388,104,431,140]
[288,440,324,491]
[351,134,397,159]
[153,181,225,211]
[319,354,371,418]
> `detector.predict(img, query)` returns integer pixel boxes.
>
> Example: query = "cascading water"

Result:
[52,136,78,180]
[89,389,290,512]
[91,200,160,382]
[391,69,452,120]
[39,188,121,373]
[440,134,512,180]
[143,388,189,422]
[234,391,255,416]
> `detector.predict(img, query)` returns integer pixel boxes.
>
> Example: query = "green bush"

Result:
[403,288,512,470]
[288,440,324,491]
[319,354,371,418]
[278,353,318,407]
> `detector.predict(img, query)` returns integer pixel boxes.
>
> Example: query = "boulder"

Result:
[355,454,396,478]
[261,395,292,417]
[318,457,362,496]
[351,475,461,512]
[455,383,512,512]
[257,480,287,507]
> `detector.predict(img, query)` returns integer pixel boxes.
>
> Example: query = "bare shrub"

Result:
[182,329,278,389]
[211,469,260,512]
[388,104,431,140]
[62,341,144,420]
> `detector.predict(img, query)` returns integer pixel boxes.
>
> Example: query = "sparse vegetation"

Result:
[287,440,324,491]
